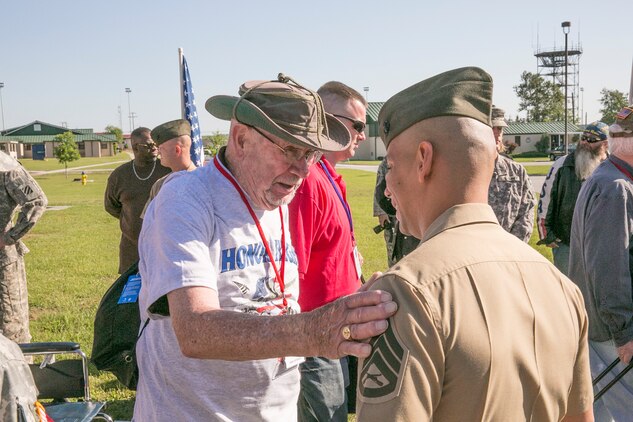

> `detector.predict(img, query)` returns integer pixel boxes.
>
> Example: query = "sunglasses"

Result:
[581,135,604,144]
[137,143,158,150]
[249,126,323,165]
[333,114,366,134]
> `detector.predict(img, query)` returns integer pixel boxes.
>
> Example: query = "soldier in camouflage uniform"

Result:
[487,106,535,242]
[373,157,420,266]
[0,151,47,343]
[0,333,39,421]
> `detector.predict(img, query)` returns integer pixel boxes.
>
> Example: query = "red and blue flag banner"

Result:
[181,54,203,167]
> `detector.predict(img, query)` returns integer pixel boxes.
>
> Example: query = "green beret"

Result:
[151,119,191,145]
[379,67,493,147]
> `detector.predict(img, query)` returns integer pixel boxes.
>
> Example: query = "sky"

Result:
[1,0,631,136]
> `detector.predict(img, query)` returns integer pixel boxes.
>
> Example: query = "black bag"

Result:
[92,261,147,390]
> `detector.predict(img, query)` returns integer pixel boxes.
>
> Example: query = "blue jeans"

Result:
[552,242,570,276]
[297,357,348,422]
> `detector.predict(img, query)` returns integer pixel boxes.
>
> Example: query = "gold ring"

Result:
[341,326,352,340]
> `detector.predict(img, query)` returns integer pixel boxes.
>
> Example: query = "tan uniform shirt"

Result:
[357,204,592,421]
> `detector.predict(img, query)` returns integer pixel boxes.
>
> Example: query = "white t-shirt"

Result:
[134,157,301,422]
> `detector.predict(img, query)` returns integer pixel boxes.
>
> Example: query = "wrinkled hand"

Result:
[617,340,633,365]
[378,214,389,227]
[358,272,383,292]
[547,242,559,248]
[308,290,397,359]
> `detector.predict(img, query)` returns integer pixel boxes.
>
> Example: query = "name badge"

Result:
[353,246,362,280]
[118,274,142,304]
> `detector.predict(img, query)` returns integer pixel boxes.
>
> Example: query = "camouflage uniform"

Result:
[373,159,396,265]
[373,158,420,267]
[0,151,47,343]
[0,333,38,421]
[488,155,535,242]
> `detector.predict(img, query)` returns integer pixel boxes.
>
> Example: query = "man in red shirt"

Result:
[289,81,367,421]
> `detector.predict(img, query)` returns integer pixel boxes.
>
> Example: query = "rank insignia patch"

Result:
[358,322,409,403]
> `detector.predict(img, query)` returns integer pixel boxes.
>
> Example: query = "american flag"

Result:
[182,55,203,167]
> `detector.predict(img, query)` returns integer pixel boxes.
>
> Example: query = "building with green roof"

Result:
[0,120,118,159]
[354,103,582,160]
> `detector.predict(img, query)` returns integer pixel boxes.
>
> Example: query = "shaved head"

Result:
[385,116,496,238]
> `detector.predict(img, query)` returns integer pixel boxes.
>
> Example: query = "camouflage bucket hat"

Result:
[205,73,351,152]
[491,106,507,128]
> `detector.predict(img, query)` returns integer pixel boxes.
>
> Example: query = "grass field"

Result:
[21,158,550,420]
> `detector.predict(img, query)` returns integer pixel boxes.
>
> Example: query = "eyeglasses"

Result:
[137,143,157,150]
[250,126,323,165]
[581,135,606,144]
[333,114,366,134]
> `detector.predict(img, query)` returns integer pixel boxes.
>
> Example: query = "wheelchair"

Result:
[19,341,114,422]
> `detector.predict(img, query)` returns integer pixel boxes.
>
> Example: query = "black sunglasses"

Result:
[581,135,603,144]
[333,114,366,134]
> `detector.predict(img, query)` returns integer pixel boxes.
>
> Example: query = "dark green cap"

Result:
[151,119,191,145]
[379,67,493,147]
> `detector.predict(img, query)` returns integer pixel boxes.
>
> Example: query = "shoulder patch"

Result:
[358,321,409,403]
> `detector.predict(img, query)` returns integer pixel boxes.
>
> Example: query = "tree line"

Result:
[514,71,628,124]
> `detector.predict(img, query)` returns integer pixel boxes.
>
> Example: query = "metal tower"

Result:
[535,41,582,123]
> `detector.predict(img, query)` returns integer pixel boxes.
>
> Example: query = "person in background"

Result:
[568,106,633,421]
[0,151,47,343]
[373,157,419,267]
[288,81,367,421]
[537,122,609,275]
[488,106,535,242]
[141,119,196,217]
[104,127,170,273]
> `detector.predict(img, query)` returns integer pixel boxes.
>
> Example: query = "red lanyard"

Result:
[610,157,633,183]
[214,157,287,308]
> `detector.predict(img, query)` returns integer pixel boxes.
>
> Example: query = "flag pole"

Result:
[179,48,185,119]
[629,56,632,105]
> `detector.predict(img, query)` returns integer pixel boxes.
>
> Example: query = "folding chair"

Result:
[592,357,633,402]
[19,341,113,422]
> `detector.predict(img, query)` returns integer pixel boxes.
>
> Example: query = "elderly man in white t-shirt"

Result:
[134,74,397,421]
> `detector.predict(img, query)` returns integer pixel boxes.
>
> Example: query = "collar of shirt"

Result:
[422,203,499,243]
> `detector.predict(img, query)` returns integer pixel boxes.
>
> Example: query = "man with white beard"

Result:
[537,121,609,275]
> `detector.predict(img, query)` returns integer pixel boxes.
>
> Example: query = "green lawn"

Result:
[22,165,551,420]
[525,165,552,176]
[20,155,129,172]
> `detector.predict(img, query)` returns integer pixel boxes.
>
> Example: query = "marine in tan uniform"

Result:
[0,151,47,343]
[141,119,196,217]
[356,67,593,422]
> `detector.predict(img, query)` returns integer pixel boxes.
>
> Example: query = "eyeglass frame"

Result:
[248,125,323,165]
[333,114,366,134]
[136,142,158,150]
[581,135,606,144]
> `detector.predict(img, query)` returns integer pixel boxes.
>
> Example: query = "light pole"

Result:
[0,82,5,132]
[125,88,133,133]
[562,21,570,154]
[580,87,584,125]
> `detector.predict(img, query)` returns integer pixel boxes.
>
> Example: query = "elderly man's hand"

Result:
[617,340,633,365]
[307,290,397,359]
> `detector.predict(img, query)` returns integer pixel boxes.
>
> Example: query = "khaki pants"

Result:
[0,259,31,343]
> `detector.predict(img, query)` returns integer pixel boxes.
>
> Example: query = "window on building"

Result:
[101,142,108,150]
[25,144,32,151]
[34,124,41,131]
[78,142,85,150]
[0,144,6,152]
[514,136,521,146]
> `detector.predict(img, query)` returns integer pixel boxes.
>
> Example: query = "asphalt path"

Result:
[338,163,548,195]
